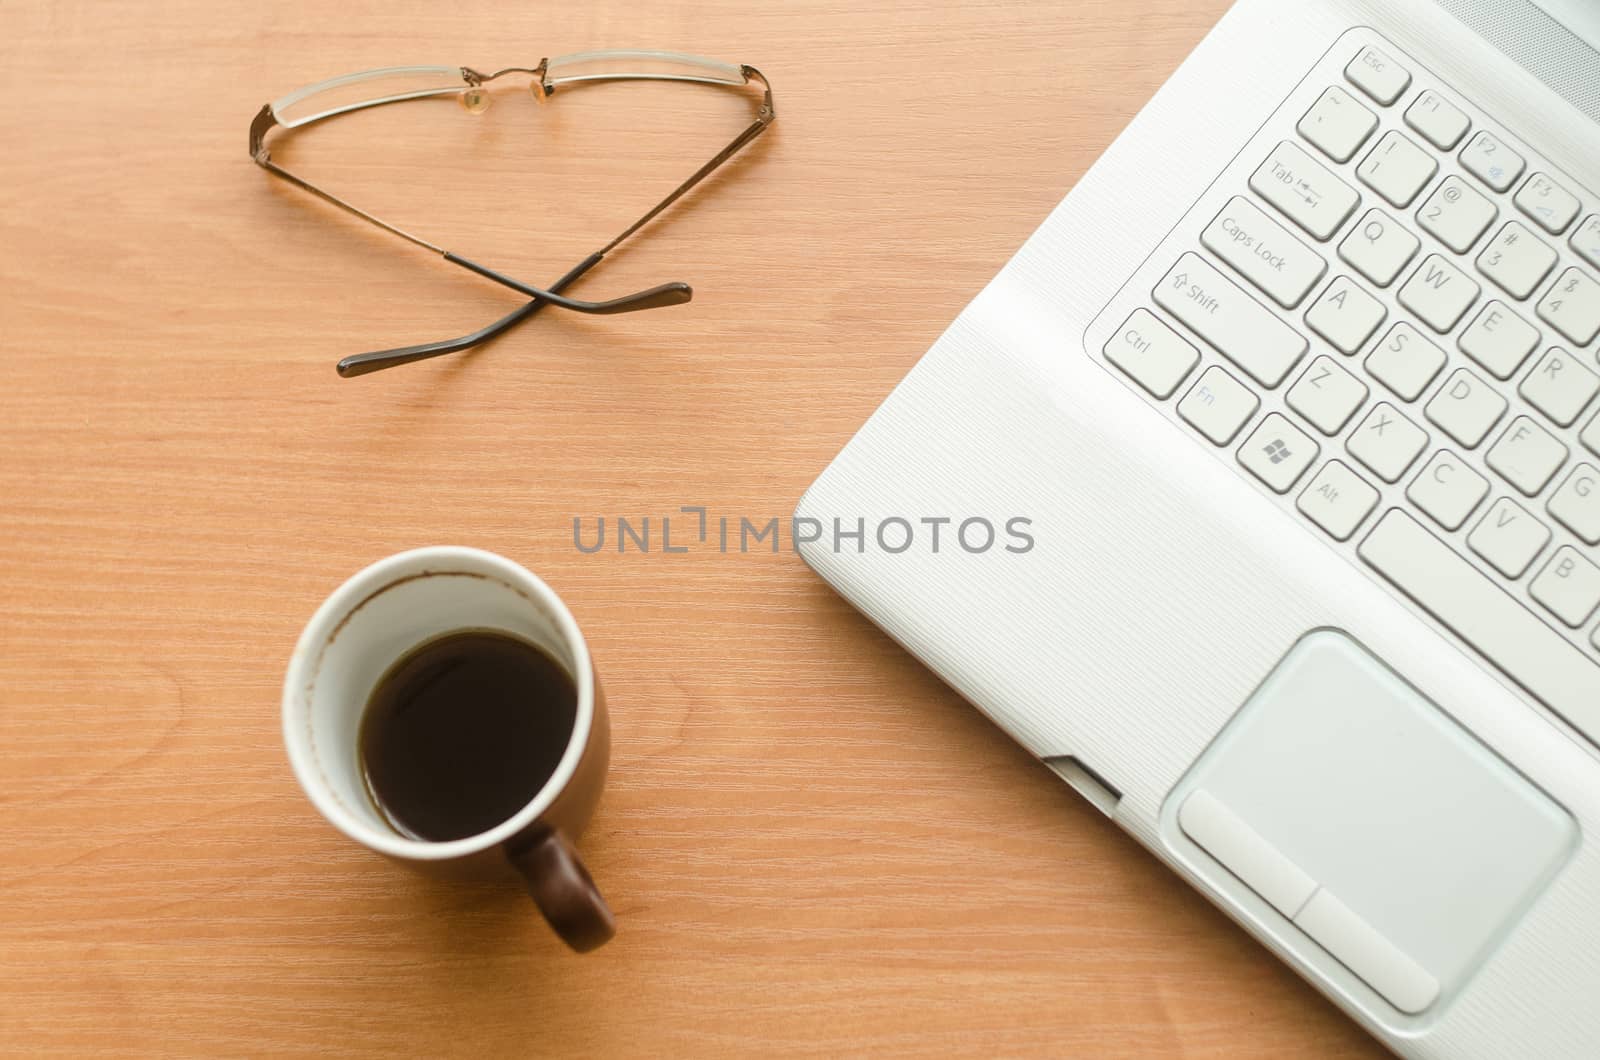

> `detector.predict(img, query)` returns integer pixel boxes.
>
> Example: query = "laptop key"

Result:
[1154,253,1308,387]
[1418,176,1496,254]
[1103,308,1198,399]
[1407,449,1488,530]
[1201,197,1327,308]
[1348,402,1429,482]
[1287,355,1368,435]
[1178,366,1259,446]
[1519,348,1599,428]
[1548,464,1600,545]
[1573,216,1600,273]
[1458,301,1539,380]
[1339,210,1419,288]
[1356,130,1437,208]
[1486,417,1568,496]
[1515,173,1580,235]
[1297,460,1379,540]
[1365,323,1445,401]
[1460,130,1525,193]
[1476,221,1557,301]
[1359,510,1600,737]
[1404,89,1469,150]
[1239,414,1318,493]
[1530,547,1600,627]
[1467,497,1550,579]
[1536,268,1600,347]
[1297,86,1376,164]
[1425,368,1506,448]
[1250,141,1360,241]
[1306,275,1386,353]
[1345,46,1410,105]
[1400,254,1480,333]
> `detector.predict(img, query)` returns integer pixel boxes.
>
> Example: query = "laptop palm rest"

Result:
[1164,630,1575,1019]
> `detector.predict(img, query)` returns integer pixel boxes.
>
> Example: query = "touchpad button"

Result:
[1171,630,1575,1016]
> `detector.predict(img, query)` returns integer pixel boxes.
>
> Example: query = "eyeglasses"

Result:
[250,51,775,378]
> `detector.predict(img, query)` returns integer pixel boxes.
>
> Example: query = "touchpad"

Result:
[1168,630,1575,1018]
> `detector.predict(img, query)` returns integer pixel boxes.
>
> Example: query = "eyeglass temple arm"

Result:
[596,65,775,255]
[335,253,603,377]
[248,104,690,316]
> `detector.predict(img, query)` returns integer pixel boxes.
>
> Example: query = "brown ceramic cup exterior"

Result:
[282,547,614,953]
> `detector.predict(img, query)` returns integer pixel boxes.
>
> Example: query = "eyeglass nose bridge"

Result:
[460,63,553,108]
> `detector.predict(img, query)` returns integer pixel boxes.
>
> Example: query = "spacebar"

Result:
[1359,510,1600,746]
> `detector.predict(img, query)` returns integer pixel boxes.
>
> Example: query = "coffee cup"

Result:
[282,546,614,951]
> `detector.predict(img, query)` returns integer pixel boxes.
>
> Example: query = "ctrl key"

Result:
[1103,308,1198,398]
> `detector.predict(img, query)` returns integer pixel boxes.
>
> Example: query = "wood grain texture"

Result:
[0,1,1384,1055]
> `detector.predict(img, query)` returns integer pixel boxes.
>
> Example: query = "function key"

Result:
[1515,173,1581,235]
[1298,86,1377,163]
[1404,90,1470,150]
[1178,366,1259,446]
[1573,216,1600,272]
[1460,131,1525,193]
[1345,45,1411,105]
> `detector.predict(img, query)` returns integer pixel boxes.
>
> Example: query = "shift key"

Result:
[1154,253,1309,387]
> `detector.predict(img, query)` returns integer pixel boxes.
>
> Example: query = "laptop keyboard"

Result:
[1090,30,1600,737]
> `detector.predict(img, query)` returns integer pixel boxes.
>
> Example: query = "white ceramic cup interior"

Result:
[282,547,594,862]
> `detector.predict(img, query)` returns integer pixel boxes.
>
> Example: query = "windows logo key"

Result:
[1263,438,1293,464]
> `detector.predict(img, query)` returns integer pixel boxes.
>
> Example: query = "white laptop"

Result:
[796,0,1600,1054]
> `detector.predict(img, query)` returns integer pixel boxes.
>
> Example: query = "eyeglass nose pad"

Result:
[459,87,491,114]
[530,80,550,104]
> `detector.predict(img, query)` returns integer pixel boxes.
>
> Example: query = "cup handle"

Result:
[507,831,615,952]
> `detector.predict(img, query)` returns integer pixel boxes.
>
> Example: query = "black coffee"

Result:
[359,630,577,842]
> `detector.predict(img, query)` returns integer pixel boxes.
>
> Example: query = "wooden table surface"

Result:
[0,1,1385,1055]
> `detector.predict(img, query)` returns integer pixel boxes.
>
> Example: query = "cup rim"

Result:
[281,546,595,861]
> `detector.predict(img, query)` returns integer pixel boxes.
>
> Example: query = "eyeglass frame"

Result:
[249,51,775,377]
